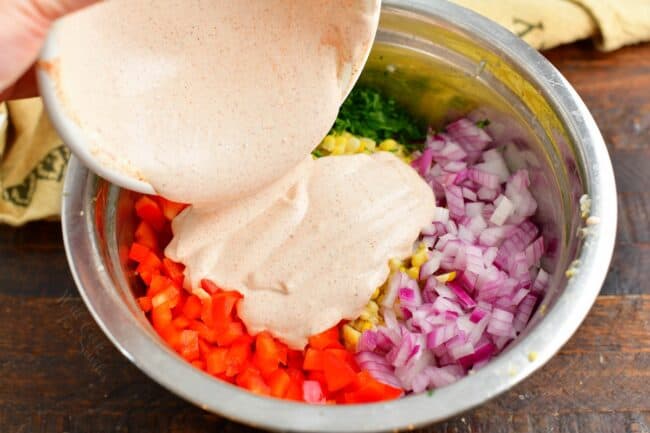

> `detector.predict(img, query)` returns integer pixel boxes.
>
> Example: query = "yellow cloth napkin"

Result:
[0,99,68,225]
[1,0,649,225]
[452,0,650,51]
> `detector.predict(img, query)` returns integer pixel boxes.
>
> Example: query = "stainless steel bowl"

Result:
[59,1,616,431]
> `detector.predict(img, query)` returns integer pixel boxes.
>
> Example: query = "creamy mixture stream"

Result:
[53,0,437,349]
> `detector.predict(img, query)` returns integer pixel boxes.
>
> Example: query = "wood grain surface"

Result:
[0,40,649,433]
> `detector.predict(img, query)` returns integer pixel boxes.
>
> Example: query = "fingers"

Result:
[30,0,100,21]
[0,0,99,99]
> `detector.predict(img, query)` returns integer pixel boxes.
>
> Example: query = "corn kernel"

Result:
[389,258,403,271]
[367,300,379,313]
[342,324,361,350]
[321,135,336,152]
[332,136,347,155]
[371,287,381,299]
[407,266,420,280]
[379,139,398,151]
[361,137,376,152]
[346,136,361,153]
[359,320,374,332]
[359,309,372,320]
[411,249,429,267]
[436,271,457,283]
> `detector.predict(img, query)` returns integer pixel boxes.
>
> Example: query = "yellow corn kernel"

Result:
[332,136,347,155]
[407,266,420,280]
[436,271,457,283]
[321,135,336,152]
[379,139,398,151]
[342,324,361,350]
[345,136,361,153]
[361,137,376,152]
[371,287,381,300]
[359,309,372,320]
[358,320,374,332]
[411,249,429,267]
[389,258,403,271]
[367,300,379,313]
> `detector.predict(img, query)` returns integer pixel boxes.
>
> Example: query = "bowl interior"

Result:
[63,2,614,431]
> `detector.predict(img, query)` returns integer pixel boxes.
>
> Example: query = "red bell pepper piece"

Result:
[134,196,166,231]
[135,220,158,251]
[308,326,343,350]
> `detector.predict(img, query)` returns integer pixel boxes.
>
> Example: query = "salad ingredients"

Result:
[166,152,436,349]
[330,87,427,150]
[355,118,548,393]
[51,0,380,205]
[129,201,402,403]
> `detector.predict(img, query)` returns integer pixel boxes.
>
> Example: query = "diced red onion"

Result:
[303,381,325,404]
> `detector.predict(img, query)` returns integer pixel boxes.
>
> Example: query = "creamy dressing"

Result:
[167,153,435,349]
[52,0,439,349]
[54,0,380,205]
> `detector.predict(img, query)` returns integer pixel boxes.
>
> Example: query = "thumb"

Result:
[0,0,98,96]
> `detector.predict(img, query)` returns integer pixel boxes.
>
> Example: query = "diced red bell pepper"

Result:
[191,360,205,370]
[128,242,150,263]
[343,372,403,403]
[206,347,229,376]
[134,196,166,231]
[151,285,180,309]
[215,321,245,347]
[137,296,152,313]
[162,258,185,286]
[236,367,270,396]
[303,348,325,371]
[189,320,218,344]
[200,279,221,294]
[137,252,162,279]
[151,304,172,331]
[155,321,182,351]
[172,316,191,330]
[182,295,202,320]
[253,331,288,376]
[135,220,158,251]
[322,350,356,392]
[211,291,242,324]
[287,350,304,370]
[225,336,252,377]
[157,197,187,221]
[179,330,200,361]
[267,369,291,398]
[308,326,343,350]
[285,368,305,401]
[198,338,213,358]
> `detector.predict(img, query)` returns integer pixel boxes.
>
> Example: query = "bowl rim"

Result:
[60,1,617,431]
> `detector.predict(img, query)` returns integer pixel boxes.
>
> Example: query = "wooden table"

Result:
[1,41,648,433]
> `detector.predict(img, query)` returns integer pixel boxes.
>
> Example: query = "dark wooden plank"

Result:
[0,222,71,298]
[0,294,648,433]
[544,41,650,152]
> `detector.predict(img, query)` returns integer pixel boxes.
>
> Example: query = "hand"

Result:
[0,0,98,101]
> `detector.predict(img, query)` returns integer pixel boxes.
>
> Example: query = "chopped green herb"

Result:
[331,87,426,151]
[311,149,324,158]
[476,119,491,129]
[427,389,434,397]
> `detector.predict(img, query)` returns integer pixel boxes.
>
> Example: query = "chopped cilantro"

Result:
[331,87,426,151]
[476,119,491,129]
[311,149,324,158]
[427,389,434,397]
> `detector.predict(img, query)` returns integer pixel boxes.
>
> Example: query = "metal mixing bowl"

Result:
[59,1,616,431]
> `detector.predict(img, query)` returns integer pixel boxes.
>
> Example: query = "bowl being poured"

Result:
[37,0,381,204]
